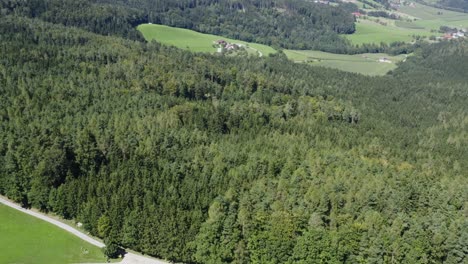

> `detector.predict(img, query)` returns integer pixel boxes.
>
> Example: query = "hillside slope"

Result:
[96,0,357,52]
[0,8,467,264]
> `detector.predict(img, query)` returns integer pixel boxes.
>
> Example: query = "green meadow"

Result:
[138,24,406,75]
[399,2,468,29]
[0,204,106,264]
[356,0,386,10]
[347,2,468,45]
[345,19,432,45]
[399,2,468,21]
[284,50,407,75]
[137,24,276,56]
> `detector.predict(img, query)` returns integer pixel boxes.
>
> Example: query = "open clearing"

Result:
[284,50,407,75]
[138,24,404,75]
[347,1,468,45]
[138,24,276,56]
[0,204,106,264]
[345,19,432,45]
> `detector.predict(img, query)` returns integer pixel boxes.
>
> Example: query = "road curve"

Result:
[0,196,171,264]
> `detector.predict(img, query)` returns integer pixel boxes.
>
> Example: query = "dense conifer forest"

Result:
[0,0,467,263]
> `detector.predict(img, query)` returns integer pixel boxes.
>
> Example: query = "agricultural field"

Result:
[0,204,106,264]
[347,1,468,45]
[137,24,276,56]
[284,50,407,75]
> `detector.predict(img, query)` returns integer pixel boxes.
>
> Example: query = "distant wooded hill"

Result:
[100,0,357,52]
[1,0,418,54]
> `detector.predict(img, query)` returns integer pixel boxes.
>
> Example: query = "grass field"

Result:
[394,20,426,29]
[284,50,407,75]
[137,24,276,56]
[0,204,106,264]
[347,2,468,45]
[400,3,468,29]
[346,19,433,45]
[137,23,406,75]
[399,2,468,21]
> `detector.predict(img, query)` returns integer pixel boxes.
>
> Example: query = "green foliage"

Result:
[440,0,468,11]
[103,235,122,259]
[0,8,467,264]
[98,0,356,52]
[98,215,111,238]
[0,0,146,40]
[192,197,241,263]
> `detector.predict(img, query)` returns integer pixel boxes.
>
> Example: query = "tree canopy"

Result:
[0,2,467,264]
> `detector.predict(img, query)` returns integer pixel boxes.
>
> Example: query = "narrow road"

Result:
[0,196,171,264]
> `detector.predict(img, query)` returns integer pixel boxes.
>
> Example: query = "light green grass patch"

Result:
[345,19,433,45]
[399,2,468,20]
[137,24,276,56]
[138,24,407,76]
[0,204,106,264]
[346,2,468,45]
[399,3,468,30]
[284,50,407,76]
[395,20,426,29]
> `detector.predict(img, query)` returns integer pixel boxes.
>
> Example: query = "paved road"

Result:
[0,196,171,264]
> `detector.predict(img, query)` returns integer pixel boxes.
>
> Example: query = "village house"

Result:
[390,0,401,9]
[213,39,241,53]
[455,31,465,38]
[443,33,453,40]
[225,44,237,50]
[443,31,465,40]
[214,40,227,46]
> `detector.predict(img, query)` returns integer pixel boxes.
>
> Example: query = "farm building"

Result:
[379,57,392,63]
[214,40,227,45]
